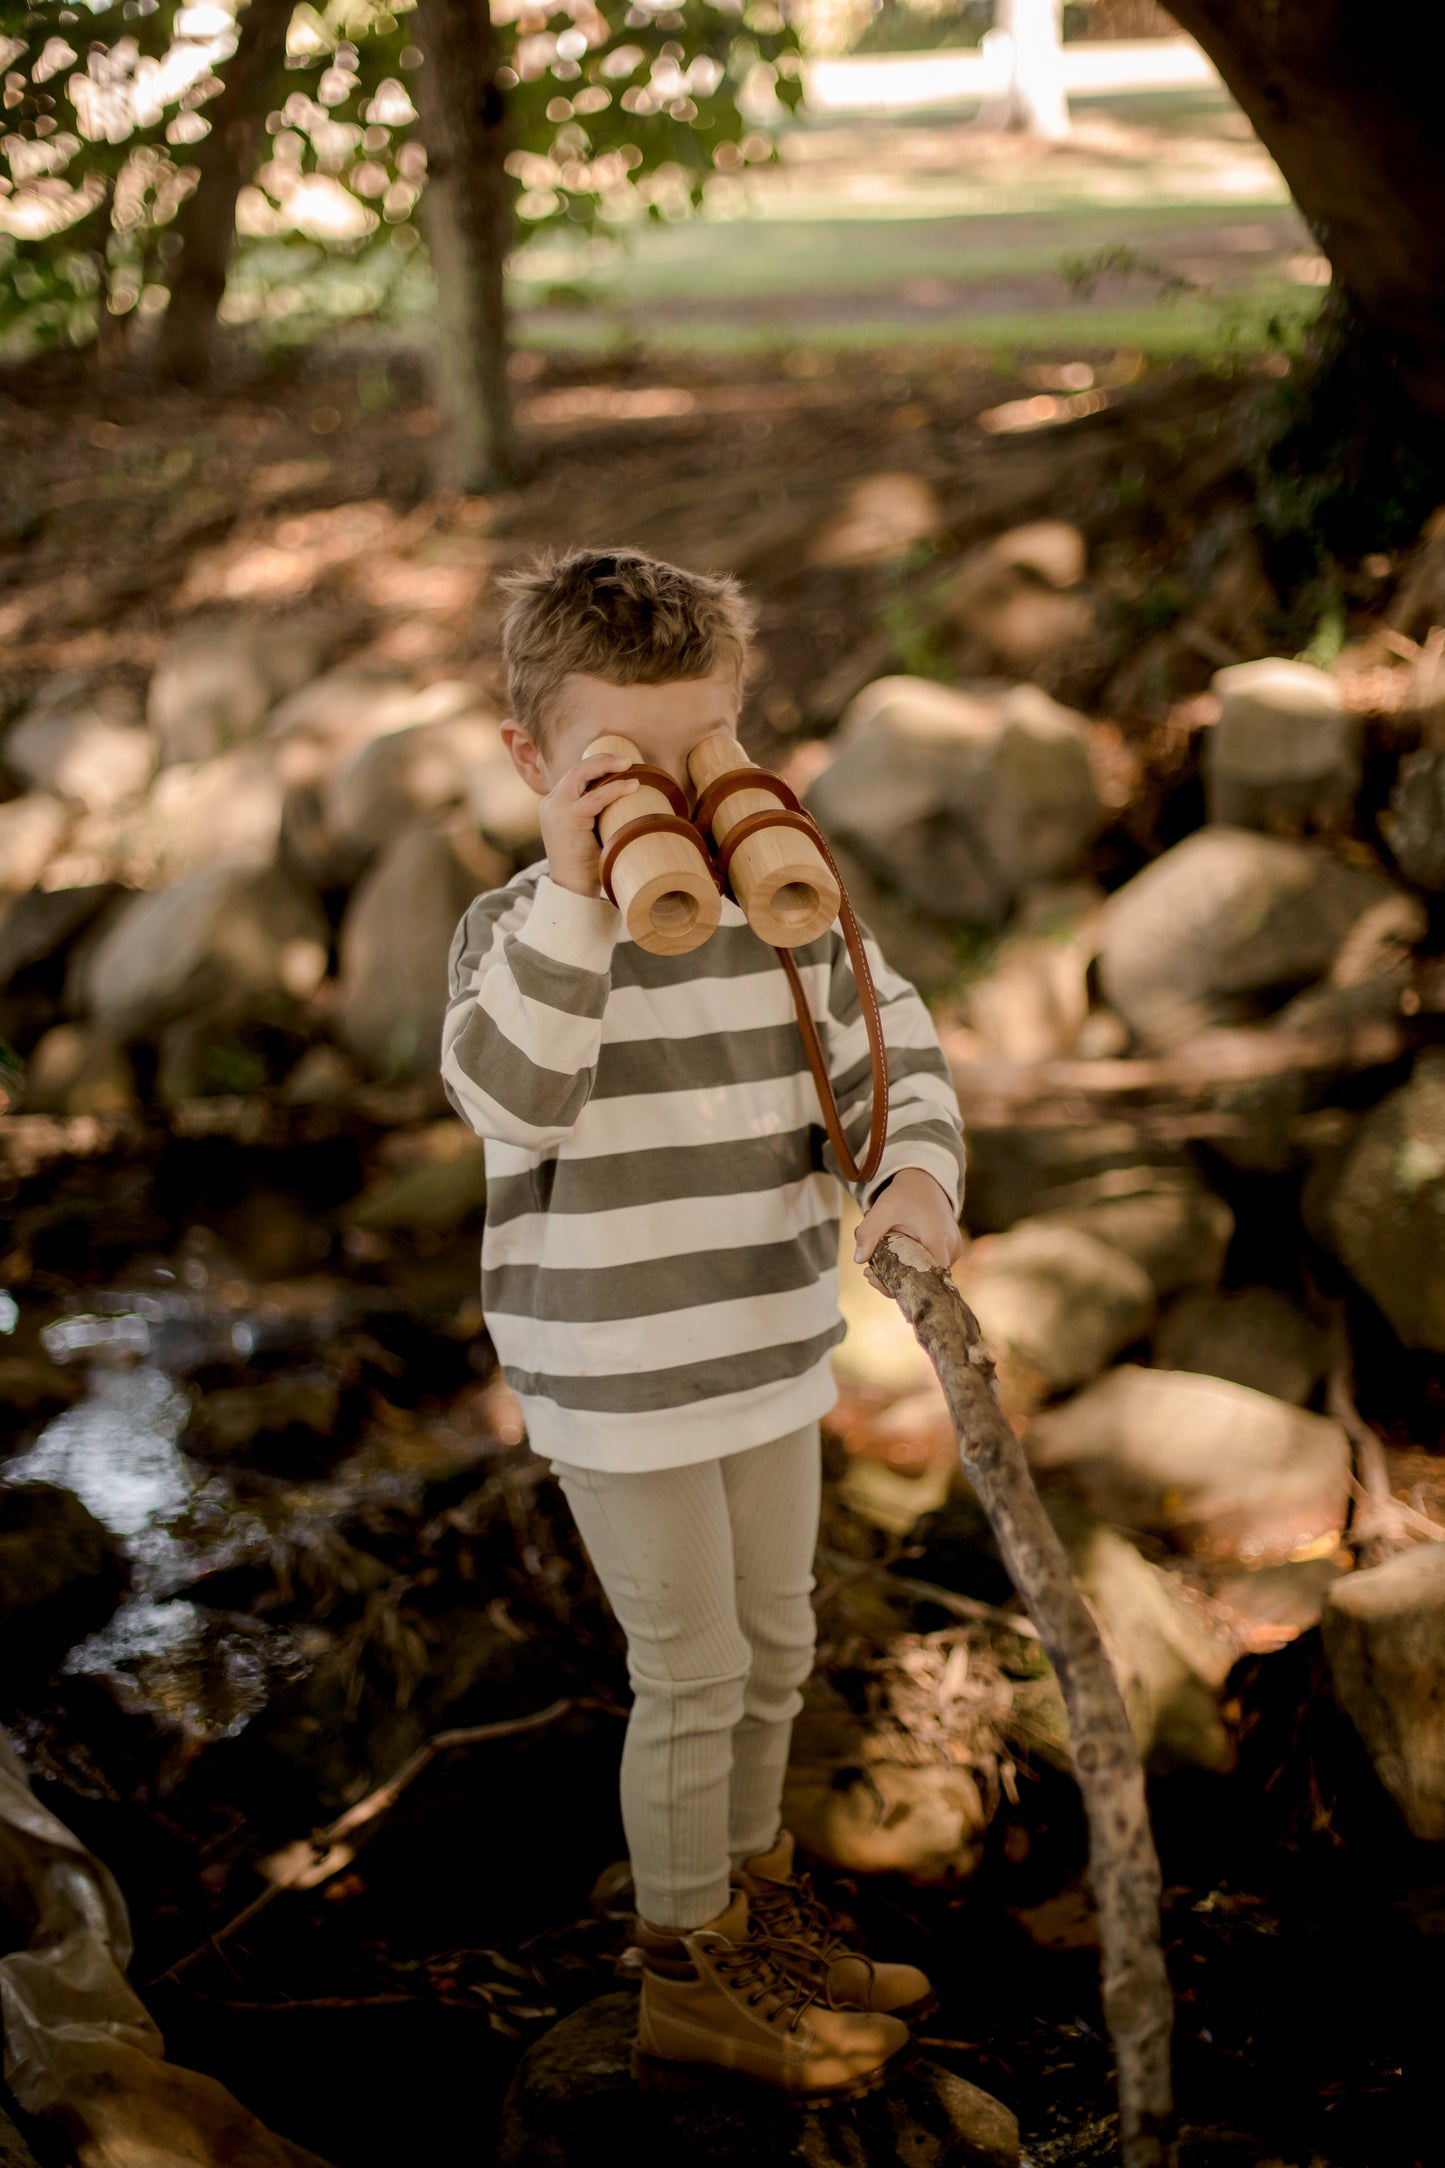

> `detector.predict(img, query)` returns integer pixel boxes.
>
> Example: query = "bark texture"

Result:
[411,0,517,488]
[152,0,294,387]
[870,1233,1176,2168]
[1167,0,1445,423]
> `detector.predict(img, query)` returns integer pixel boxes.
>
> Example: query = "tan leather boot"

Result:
[735,1830,937,2023]
[633,1889,911,2104]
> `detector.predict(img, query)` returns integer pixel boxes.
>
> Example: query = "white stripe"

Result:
[565,1074,819,1158]
[482,1172,839,1268]
[488,1276,842,1378]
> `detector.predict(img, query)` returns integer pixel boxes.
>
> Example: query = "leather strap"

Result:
[596,763,690,819]
[774,822,889,1190]
[599,812,722,909]
[716,803,818,887]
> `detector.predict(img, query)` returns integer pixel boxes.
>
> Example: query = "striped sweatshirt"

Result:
[440,861,967,1472]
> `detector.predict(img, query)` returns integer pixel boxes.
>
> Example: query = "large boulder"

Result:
[6,679,156,814]
[71,863,330,1041]
[1204,657,1362,833]
[962,882,1101,1061]
[1029,1171,1234,1299]
[961,1122,1193,1236]
[71,746,286,882]
[334,821,504,1075]
[496,1992,1018,2168]
[1152,1286,1328,1405]
[1027,1365,1351,1565]
[269,670,485,788]
[1312,1049,1445,1351]
[957,1221,1156,1413]
[0,796,67,893]
[805,677,1105,924]
[323,715,529,879]
[147,618,324,764]
[1321,1543,1445,1839]
[1097,829,1425,1050]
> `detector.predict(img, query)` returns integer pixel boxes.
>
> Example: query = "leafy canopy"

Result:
[0,0,801,358]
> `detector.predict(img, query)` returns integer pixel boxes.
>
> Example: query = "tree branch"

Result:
[868,1233,1176,2168]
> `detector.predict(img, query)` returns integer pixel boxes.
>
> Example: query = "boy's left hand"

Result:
[853,1166,966,1292]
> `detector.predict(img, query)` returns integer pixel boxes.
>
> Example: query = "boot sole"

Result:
[631,2039,912,2109]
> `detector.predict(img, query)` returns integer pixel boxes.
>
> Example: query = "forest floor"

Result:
[0,272,1439,2166]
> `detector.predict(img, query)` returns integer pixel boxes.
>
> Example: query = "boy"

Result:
[441,547,966,2103]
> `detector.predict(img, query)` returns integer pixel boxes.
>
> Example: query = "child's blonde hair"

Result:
[499,546,756,749]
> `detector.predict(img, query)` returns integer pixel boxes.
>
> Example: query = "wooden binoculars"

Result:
[585,730,842,957]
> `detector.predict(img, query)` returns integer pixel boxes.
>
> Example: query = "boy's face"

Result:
[501,671,741,814]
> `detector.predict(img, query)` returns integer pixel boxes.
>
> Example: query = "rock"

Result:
[0,884,117,992]
[278,1042,362,1104]
[323,715,513,879]
[1204,658,1362,833]
[807,470,942,568]
[806,677,1105,925]
[183,1368,364,1471]
[0,2098,40,2168]
[6,680,155,814]
[19,1024,137,1117]
[787,1690,995,1881]
[1312,1049,1445,1351]
[1321,1543,1445,1839]
[941,543,1102,697]
[1097,829,1425,1049]
[1382,749,1445,891]
[1152,1287,1328,1405]
[804,836,963,996]
[962,1122,1191,1237]
[988,520,1087,590]
[1027,1365,1351,1565]
[334,822,502,1076]
[0,796,67,893]
[269,670,496,803]
[148,619,323,765]
[341,1125,488,1234]
[72,864,330,1042]
[1057,1509,1236,1775]
[0,1483,129,1666]
[962,883,1101,1061]
[1029,1172,1235,1299]
[153,1008,308,1106]
[72,746,287,881]
[956,1221,1156,1414]
[496,1992,1019,2168]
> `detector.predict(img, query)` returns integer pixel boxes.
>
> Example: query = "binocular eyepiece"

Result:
[585,730,841,957]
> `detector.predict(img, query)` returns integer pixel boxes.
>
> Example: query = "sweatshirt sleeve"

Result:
[817,913,967,1217]
[440,869,622,1148]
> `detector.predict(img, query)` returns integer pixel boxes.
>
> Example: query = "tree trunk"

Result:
[410,0,517,489]
[870,1233,1176,2168]
[988,0,1069,140]
[1166,0,1445,425]
[152,0,294,387]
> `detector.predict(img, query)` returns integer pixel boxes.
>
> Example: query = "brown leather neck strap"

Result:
[773,822,889,1190]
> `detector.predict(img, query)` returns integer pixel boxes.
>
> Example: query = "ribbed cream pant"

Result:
[553,1421,821,1931]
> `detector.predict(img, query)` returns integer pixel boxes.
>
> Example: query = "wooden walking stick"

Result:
[584,732,723,956]
[688,730,841,948]
[868,1234,1177,2168]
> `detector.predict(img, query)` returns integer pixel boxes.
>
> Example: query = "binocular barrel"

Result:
[687,732,840,951]
[585,732,722,956]
[585,731,841,956]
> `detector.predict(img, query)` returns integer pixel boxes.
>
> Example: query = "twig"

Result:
[815,1547,1041,1641]
[1327,1341,1445,1567]
[869,1234,1175,2168]
[152,1697,586,1987]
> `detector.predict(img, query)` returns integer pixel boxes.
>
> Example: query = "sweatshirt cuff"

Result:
[865,1141,966,1220]
[517,874,621,972]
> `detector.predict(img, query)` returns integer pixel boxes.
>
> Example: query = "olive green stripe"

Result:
[484,1128,822,1226]
[445,1000,596,1132]
[592,1020,820,1099]
[502,1320,847,1414]
[483,1220,839,1324]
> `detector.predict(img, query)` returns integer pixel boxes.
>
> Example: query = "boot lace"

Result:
[746,1874,877,2006]
[712,1935,827,2032]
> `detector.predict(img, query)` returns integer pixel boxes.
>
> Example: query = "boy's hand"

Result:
[540,753,641,899]
[853,1167,965,1292]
